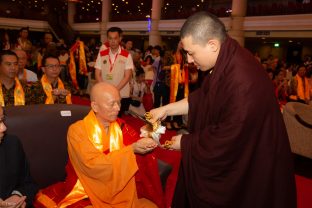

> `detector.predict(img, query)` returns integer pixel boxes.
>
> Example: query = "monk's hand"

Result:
[165,134,182,150]
[132,138,157,154]
[1,195,26,208]
[147,107,168,124]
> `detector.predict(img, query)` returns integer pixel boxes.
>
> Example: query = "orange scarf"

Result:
[69,41,88,90]
[59,111,123,207]
[0,77,25,107]
[170,64,189,103]
[41,74,72,104]
[296,74,310,101]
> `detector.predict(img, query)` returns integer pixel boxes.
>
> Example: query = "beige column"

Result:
[149,0,163,46]
[68,1,76,26]
[100,0,111,43]
[228,0,247,46]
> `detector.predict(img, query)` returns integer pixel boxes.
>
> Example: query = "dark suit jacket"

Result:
[0,134,38,207]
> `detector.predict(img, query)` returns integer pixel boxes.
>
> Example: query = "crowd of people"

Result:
[0,26,203,129]
[261,54,312,107]
[0,11,309,207]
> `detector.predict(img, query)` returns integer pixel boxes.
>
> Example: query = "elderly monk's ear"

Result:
[91,101,98,113]
[207,39,219,52]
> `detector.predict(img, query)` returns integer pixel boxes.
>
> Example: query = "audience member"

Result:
[129,68,147,116]
[30,54,72,104]
[124,39,135,58]
[152,45,169,108]
[58,46,70,82]
[69,37,88,92]
[149,11,296,208]
[289,64,311,104]
[0,106,38,208]
[0,50,31,106]
[35,82,163,208]
[273,69,289,106]
[95,27,134,117]
[169,41,189,129]
[141,55,154,112]
[0,29,12,50]
[15,27,32,56]
[13,49,38,83]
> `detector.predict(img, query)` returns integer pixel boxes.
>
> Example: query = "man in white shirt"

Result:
[13,49,38,83]
[95,27,134,117]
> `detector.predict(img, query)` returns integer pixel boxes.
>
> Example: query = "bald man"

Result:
[13,49,38,83]
[35,83,164,208]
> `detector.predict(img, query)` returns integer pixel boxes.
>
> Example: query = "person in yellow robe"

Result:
[35,82,163,208]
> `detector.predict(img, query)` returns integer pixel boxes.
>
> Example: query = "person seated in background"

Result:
[273,69,290,107]
[141,55,154,112]
[30,54,72,104]
[0,106,38,207]
[0,50,32,106]
[289,64,310,104]
[35,82,164,208]
[15,27,32,57]
[129,67,147,117]
[13,49,38,83]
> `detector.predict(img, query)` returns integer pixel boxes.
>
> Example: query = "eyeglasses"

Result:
[45,64,61,69]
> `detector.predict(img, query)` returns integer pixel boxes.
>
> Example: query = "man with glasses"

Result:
[0,106,38,207]
[0,50,32,106]
[30,54,72,104]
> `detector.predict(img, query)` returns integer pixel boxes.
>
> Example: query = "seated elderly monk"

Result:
[30,54,72,104]
[35,82,164,208]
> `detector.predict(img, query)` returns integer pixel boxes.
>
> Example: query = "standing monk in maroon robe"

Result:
[149,11,296,208]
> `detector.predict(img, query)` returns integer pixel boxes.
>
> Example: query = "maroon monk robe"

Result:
[172,37,296,208]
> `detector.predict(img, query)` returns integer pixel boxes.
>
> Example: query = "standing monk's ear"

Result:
[207,39,220,52]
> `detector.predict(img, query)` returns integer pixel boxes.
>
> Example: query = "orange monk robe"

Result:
[35,112,164,208]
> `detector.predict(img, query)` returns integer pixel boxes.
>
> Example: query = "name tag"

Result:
[60,110,72,117]
[106,74,113,80]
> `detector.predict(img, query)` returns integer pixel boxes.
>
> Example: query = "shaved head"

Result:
[180,11,227,46]
[90,82,121,124]
[90,82,119,102]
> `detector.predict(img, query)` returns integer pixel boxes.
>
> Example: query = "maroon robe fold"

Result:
[172,37,296,208]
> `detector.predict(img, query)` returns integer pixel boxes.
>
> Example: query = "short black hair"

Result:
[19,27,29,33]
[107,27,123,36]
[0,50,18,64]
[153,45,164,57]
[144,55,154,64]
[42,54,59,66]
[135,67,145,77]
[180,11,227,45]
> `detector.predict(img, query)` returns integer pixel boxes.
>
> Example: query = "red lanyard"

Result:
[109,51,119,72]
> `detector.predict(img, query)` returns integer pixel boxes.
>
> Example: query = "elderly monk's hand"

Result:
[165,134,182,150]
[148,107,168,124]
[0,195,26,208]
[132,138,157,154]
